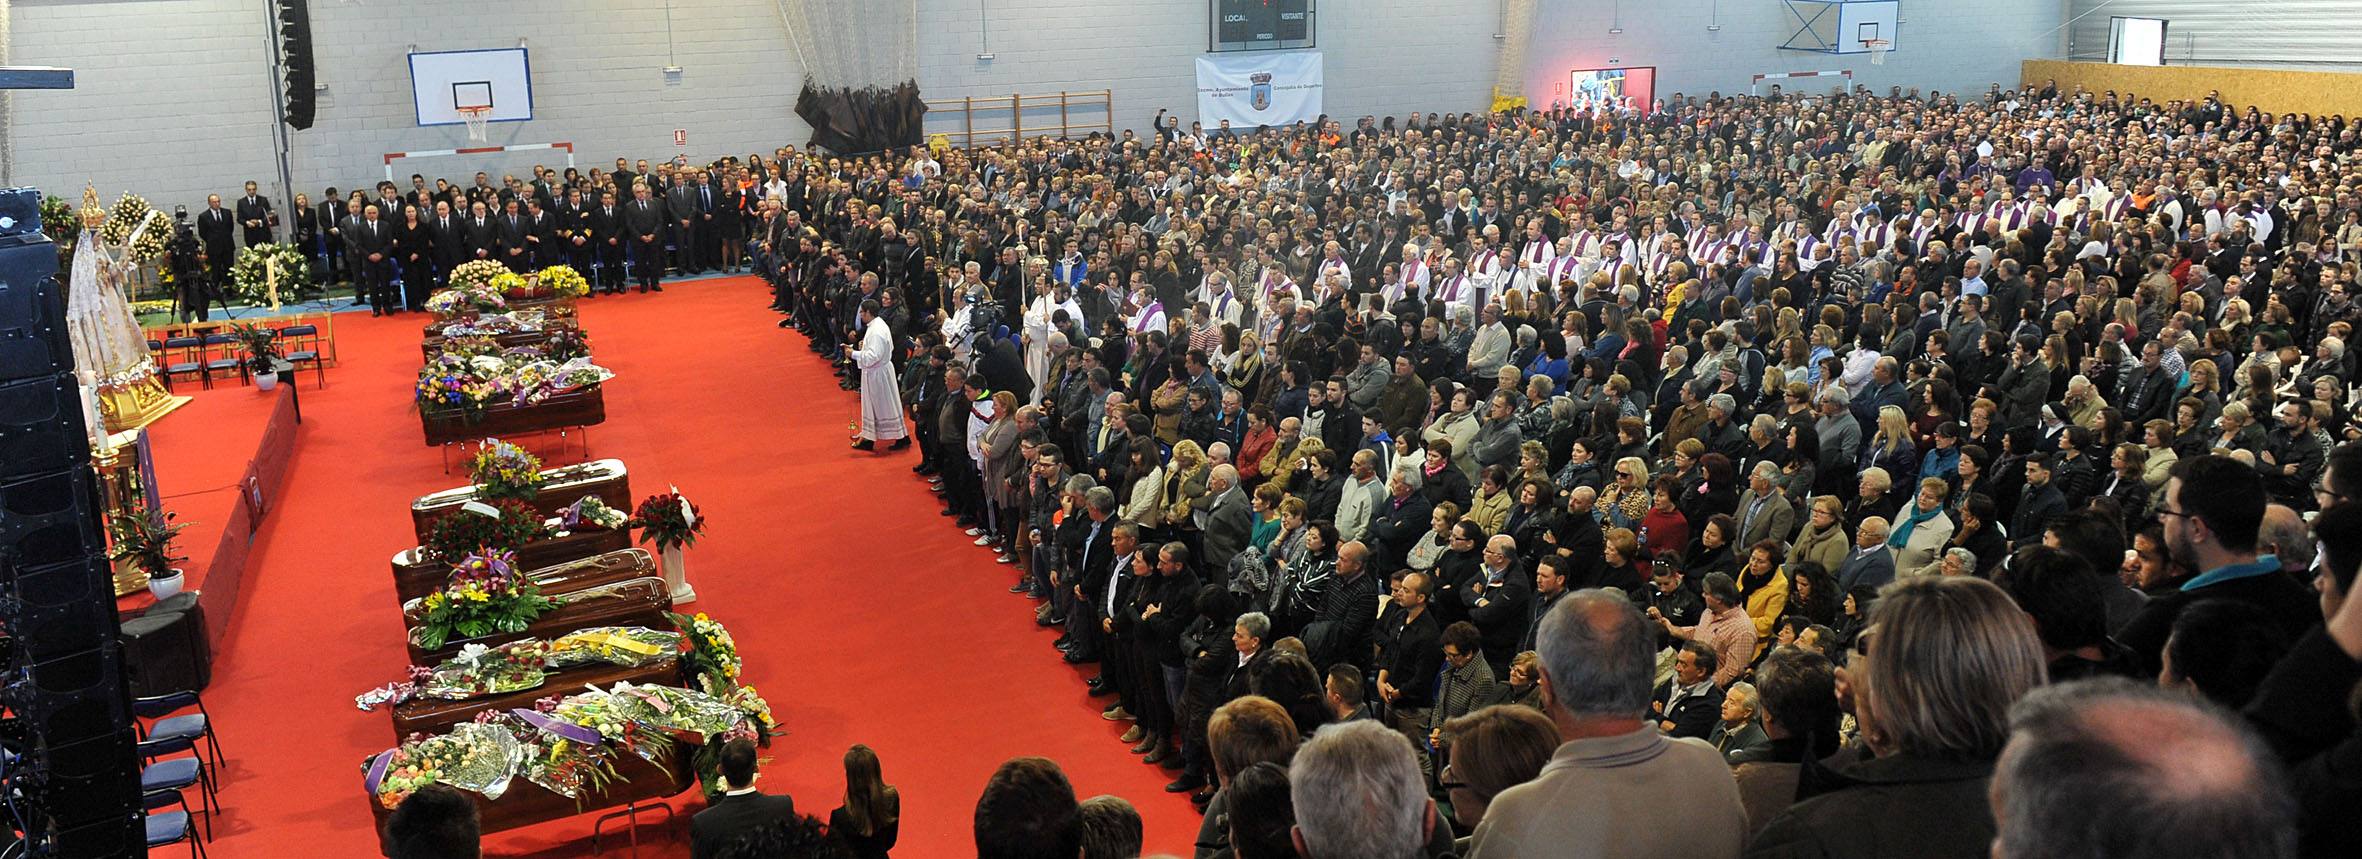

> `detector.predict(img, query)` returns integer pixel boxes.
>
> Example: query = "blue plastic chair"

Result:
[278,324,325,388]
[135,692,221,798]
[146,803,206,858]
[199,334,243,385]
[160,336,207,390]
[144,758,211,840]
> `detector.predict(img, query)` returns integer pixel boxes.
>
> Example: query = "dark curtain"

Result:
[796,80,926,156]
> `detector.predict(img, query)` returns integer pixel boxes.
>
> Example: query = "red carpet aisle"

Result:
[194,278,1200,857]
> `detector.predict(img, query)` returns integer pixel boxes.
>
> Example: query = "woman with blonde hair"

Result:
[1859,405,1917,479]
[830,744,900,858]
[1751,575,2045,857]
[1600,456,1652,530]
[1162,439,1211,539]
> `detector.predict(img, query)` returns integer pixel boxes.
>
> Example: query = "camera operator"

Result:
[168,207,213,323]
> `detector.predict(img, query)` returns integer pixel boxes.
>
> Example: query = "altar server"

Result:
[851,298,910,452]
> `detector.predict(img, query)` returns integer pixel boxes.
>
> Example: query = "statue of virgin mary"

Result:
[68,187,186,432]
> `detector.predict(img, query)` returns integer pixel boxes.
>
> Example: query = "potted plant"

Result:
[228,322,282,390]
[110,505,193,600]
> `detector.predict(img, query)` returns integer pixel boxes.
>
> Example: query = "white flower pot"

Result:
[148,568,186,601]
[661,546,697,604]
[254,370,280,391]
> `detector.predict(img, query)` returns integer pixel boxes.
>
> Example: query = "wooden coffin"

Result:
[409,459,631,541]
[404,569,672,666]
[366,737,699,837]
[421,385,606,447]
[419,321,581,360]
[389,657,685,742]
[505,295,576,315]
[390,528,638,606]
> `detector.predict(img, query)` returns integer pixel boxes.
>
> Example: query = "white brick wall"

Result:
[12,0,278,214]
[7,0,2060,215]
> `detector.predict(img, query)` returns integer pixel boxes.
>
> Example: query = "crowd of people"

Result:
[186,156,775,317]
[391,75,2362,858]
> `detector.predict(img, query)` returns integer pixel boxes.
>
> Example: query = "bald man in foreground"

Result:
[1991,677,2293,859]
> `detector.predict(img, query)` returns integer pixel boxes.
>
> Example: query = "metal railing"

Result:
[923,90,1114,149]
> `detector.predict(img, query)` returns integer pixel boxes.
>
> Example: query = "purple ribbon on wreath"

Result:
[363,749,394,795]
[511,708,605,745]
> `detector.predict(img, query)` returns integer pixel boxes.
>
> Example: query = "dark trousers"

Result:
[630,238,663,288]
[1130,643,1172,738]
[671,222,696,272]
[357,257,395,312]
[596,241,626,290]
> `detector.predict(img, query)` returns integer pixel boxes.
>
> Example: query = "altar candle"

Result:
[76,381,106,452]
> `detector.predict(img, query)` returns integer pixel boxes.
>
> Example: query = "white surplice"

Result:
[853,316,907,441]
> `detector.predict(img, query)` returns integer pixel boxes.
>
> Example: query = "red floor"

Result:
[190,277,1202,857]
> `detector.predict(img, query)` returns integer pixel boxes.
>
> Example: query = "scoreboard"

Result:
[1212,0,1314,51]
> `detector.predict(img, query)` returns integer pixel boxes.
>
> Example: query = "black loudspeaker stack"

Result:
[0,185,145,856]
[279,0,316,130]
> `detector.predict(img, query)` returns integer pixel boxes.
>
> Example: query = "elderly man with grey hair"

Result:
[1463,590,1744,858]
[1735,459,1797,550]
[1290,720,1436,859]
[1198,463,1254,575]
[1814,386,1860,491]
[1836,515,1896,594]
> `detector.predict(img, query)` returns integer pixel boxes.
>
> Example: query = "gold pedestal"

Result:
[93,428,156,597]
[97,365,189,433]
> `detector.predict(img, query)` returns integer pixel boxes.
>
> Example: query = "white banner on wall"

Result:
[1195,52,1324,128]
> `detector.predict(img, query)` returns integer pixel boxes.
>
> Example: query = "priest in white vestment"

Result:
[851,299,909,451]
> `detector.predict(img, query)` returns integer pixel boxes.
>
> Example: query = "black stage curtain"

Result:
[797,80,926,156]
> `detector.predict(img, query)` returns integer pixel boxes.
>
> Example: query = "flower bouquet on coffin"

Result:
[420,499,553,565]
[543,686,676,768]
[362,719,528,809]
[634,489,703,604]
[411,548,559,651]
[545,626,679,669]
[536,265,590,299]
[468,438,544,503]
[554,495,630,535]
[356,639,552,711]
[509,706,626,801]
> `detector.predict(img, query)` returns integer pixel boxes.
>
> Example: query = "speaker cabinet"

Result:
[120,602,210,697]
[4,557,111,662]
[9,645,133,748]
[0,467,106,573]
[0,374,92,483]
[0,240,66,384]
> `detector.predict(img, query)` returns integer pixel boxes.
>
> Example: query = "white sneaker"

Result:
[965,527,983,536]
[974,535,994,546]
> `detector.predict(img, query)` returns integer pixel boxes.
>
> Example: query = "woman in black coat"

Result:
[392,203,435,312]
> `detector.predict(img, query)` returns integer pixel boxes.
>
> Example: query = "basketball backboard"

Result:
[1780,1,1901,55]
[409,48,533,126]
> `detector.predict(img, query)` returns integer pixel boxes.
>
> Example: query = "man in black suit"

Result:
[235,180,274,247]
[463,200,498,263]
[349,204,395,315]
[625,184,667,292]
[383,784,479,859]
[523,197,558,268]
[495,198,532,268]
[587,189,627,294]
[667,175,705,275]
[194,195,237,314]
[688,739,796,859]
[338,198,370,306]
[428,200,469,290]
[315,187,346,285]
[553,188,590,275]
[1651,642,1726,740]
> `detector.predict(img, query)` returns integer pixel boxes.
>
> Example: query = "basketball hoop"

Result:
[1864,39,1892,66]
[458,106,492,143]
